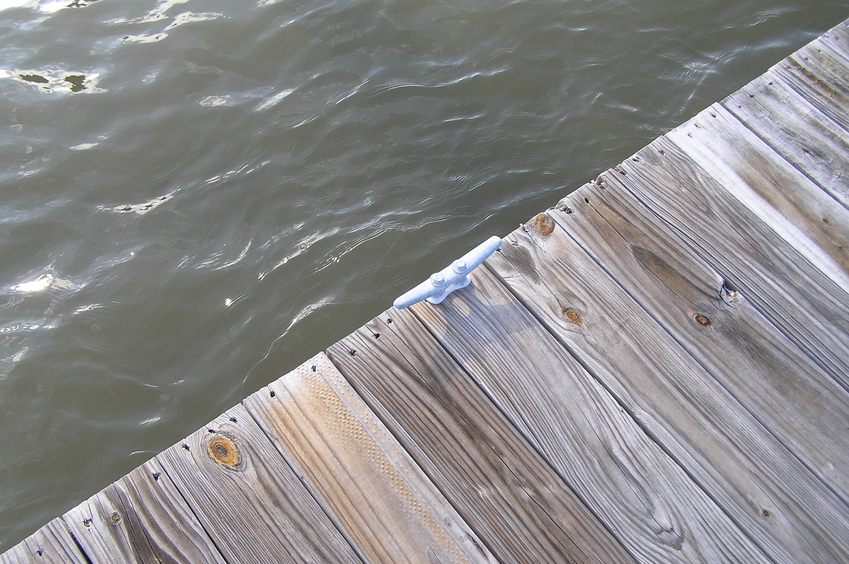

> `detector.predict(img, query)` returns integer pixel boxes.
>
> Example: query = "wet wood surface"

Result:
[6,16,849,564]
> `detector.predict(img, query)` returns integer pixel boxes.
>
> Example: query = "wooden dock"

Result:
[5,18,849,564]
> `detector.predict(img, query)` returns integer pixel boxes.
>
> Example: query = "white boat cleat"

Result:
[393,236,502,309]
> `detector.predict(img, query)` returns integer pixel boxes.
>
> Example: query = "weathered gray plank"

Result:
[773,36,849,133]
[62,458,225,563]
[407,265,768,562]
[485,217,849,563]
[723,71,849,210]
[114,459,226,563]
[156,403,362,564]
[818,21,849,63]
[63,487,140,563]
[551,178,849,504]
[244,353,494,564]
[781,20,849,75]
[815,20,849,63]
[328,309,635,564]
[0,519,85,564]
[663,103,849,287]
[613,135,849,392]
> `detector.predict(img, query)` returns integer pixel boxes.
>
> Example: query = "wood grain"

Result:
[814,19,849,61]
[486,215,849,563]
[244,353,494,564]
[408,264,768,562]
[157,403,361,564]
[63,486,139,562]
[0,519,85,564]
[662,103,849,290]
[723,71,849,210]
[612,135,849,394]
[328,309,635,564]
[772,34,849,133]
[550,178,849,505]
[112,458,226,563]
[61,457,226,563]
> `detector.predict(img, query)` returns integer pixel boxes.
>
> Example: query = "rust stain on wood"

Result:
[530,213,555,238]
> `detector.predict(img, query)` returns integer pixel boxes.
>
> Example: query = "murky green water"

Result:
[1,0,847,550]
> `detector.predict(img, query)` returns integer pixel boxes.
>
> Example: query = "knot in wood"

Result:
[694,313,711,326]
[530,213,555,238]
[110,511,121,524]
[564,308,582,325]
[208,434,241,469]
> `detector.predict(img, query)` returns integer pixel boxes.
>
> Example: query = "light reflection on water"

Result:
[0,0,848,550]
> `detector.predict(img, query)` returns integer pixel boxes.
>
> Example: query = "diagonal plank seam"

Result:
[483,199,849,561]
[147,459,231,562]
[554,181,849,510]
[397,304,621,560]
[329,308,637,562]
[556,180,849,532]
[476,245,777,559]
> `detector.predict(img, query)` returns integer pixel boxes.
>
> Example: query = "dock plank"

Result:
[108,459,226,563]
[486,217,849,563]
[156,403,361,564]
[409,266,767,562]
[613,135,849,393]
[818,21,849,63]
[773,34,849,133]
[244,353,493,564]
[61,459,225,563]
[549,178,849,504]
[63,487,143,563]
[723,72,849,210]
[789,25,849,81]
[0,519,85,564]
[328,309,635,564]
[663,103,849,289]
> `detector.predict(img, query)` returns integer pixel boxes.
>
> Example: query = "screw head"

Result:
[430,273,446,287]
